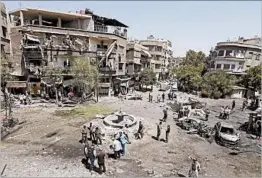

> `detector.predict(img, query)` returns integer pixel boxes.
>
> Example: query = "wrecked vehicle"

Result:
[125,93,142,100]
[214,122,240,146]
[176,117,205,131]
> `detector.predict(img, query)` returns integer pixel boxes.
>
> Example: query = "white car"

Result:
[214,122,240,146]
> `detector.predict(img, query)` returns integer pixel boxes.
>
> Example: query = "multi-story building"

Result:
[169,57,182,68]
[210,37,261,75]
[126,41,151,76]
[0,1,11,62]
[139,35,174,80]
[8,7,128,96]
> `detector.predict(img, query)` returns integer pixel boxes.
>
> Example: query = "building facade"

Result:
[8,7,128,96]
[126,41,151,76]
[139,35,174,80]
[0,1,11,62]
[210,37,261,75]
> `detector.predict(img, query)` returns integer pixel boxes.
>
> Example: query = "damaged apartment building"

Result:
[139,35,174,80]
[1,2,12,71]
[8,8,128,96]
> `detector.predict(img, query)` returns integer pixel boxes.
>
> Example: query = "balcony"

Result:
[94,25,127,38]
[214,56,246,62]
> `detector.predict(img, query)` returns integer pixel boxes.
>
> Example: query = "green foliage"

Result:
[241,65,261,91]
[171,63,204,92]
[181,50,207,66]
[200,70,236,98]
[71,57,99,92]
[140,68,157,85]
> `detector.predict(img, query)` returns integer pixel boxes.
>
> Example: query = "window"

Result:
[246,65,250,68]
[225,50,233,57]
[224,64,230,69]
[118,54,121,62]
[2,26,7,38]
[119,63,123,70]
[217,50,224,57]
[216,64,222,69]
[256,54,261,61]
[231,64,235,70]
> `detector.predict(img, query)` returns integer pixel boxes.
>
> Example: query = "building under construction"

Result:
[8,7,129,97]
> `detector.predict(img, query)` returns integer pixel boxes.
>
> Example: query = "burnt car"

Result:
[214,122,240,146]
[176,117,204,131]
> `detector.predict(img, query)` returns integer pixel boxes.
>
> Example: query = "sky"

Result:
[3,1,261,57]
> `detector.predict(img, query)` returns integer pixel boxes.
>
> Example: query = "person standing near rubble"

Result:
[156,121,162,141]
[224,106,231,120]
[163,107,168,122]
[157,94,161,103]
[113,138,122,159]
[220,106,225,118]
[242,99,248,111]
[232,100,236,110]
[81,125,88,144]
[96,147,106,174]
[87,144,96,172]
[120,132,127,156]
[136,121,144,139]
[95,127,102,145]
[188,157,201,177]
[162,92,165,102]
[165,125,170,143]
[88,123,95,142]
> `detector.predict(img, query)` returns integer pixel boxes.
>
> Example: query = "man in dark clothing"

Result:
[87,144,95,172]
[232,100,236,110]
[168,93,171,100]
[162,92,165,102]
[137,121,144,139]
[95,127,102,145]
[81,125,88,144]
[166,125,170,143]
[163,108,168,122]
[157,122,162,141]
[96,148,106,174]
[88,123,95,141]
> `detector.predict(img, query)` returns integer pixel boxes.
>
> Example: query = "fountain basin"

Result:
[103,111,137,129]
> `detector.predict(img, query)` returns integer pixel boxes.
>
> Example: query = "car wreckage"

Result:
[214,122,240,146]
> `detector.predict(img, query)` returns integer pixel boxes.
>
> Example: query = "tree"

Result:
[181,50,207,67]
[140,68,157,86]
[1,57,17,119]
[171,63,204,92]
[241,65,261,91]
[71,57,99,100]
[200,70,236,99]
[43,67,63,105]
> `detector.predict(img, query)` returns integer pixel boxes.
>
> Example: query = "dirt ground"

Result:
[0,87,261,177]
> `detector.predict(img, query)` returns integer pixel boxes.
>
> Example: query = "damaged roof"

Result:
[92,14,128,28]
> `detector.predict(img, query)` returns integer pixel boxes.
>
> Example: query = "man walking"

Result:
[96,148,106,174]
[137,121,144,139]
[156,122,162,141]
[88,123,95,141]
[95,127,102,145]
[81,125,88,144]
[120,132,127,156]
[113,139,122,159]
[163,107,168,122]
[162,92,165,102]
[232,100,236,110]
[166,125,170,143]
[188,157,201,177]
[87,144,96,172]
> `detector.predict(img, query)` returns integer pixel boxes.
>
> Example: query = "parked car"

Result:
[214,122,240,146]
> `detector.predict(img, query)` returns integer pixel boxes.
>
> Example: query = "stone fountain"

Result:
[103,110,138,129]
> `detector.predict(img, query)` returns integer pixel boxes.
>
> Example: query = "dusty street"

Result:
[0,88,261,177]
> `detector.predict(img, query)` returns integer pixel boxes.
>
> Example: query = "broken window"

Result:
[231,64,235,70]
[225,50,233,57]
[216,64,221,69]
[217,50,224,57]
[223,64,230,69]
[119,63,123,70]
[256,54,261,61]
[2,26,7,38]
[220,127,234,134]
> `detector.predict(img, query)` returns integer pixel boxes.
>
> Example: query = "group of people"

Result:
[219,106,231,120]
[156,121,170,143]
[178,106,190,119]
[81,123,102,145]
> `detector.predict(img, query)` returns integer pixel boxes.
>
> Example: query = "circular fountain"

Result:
[103,111,138,129]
